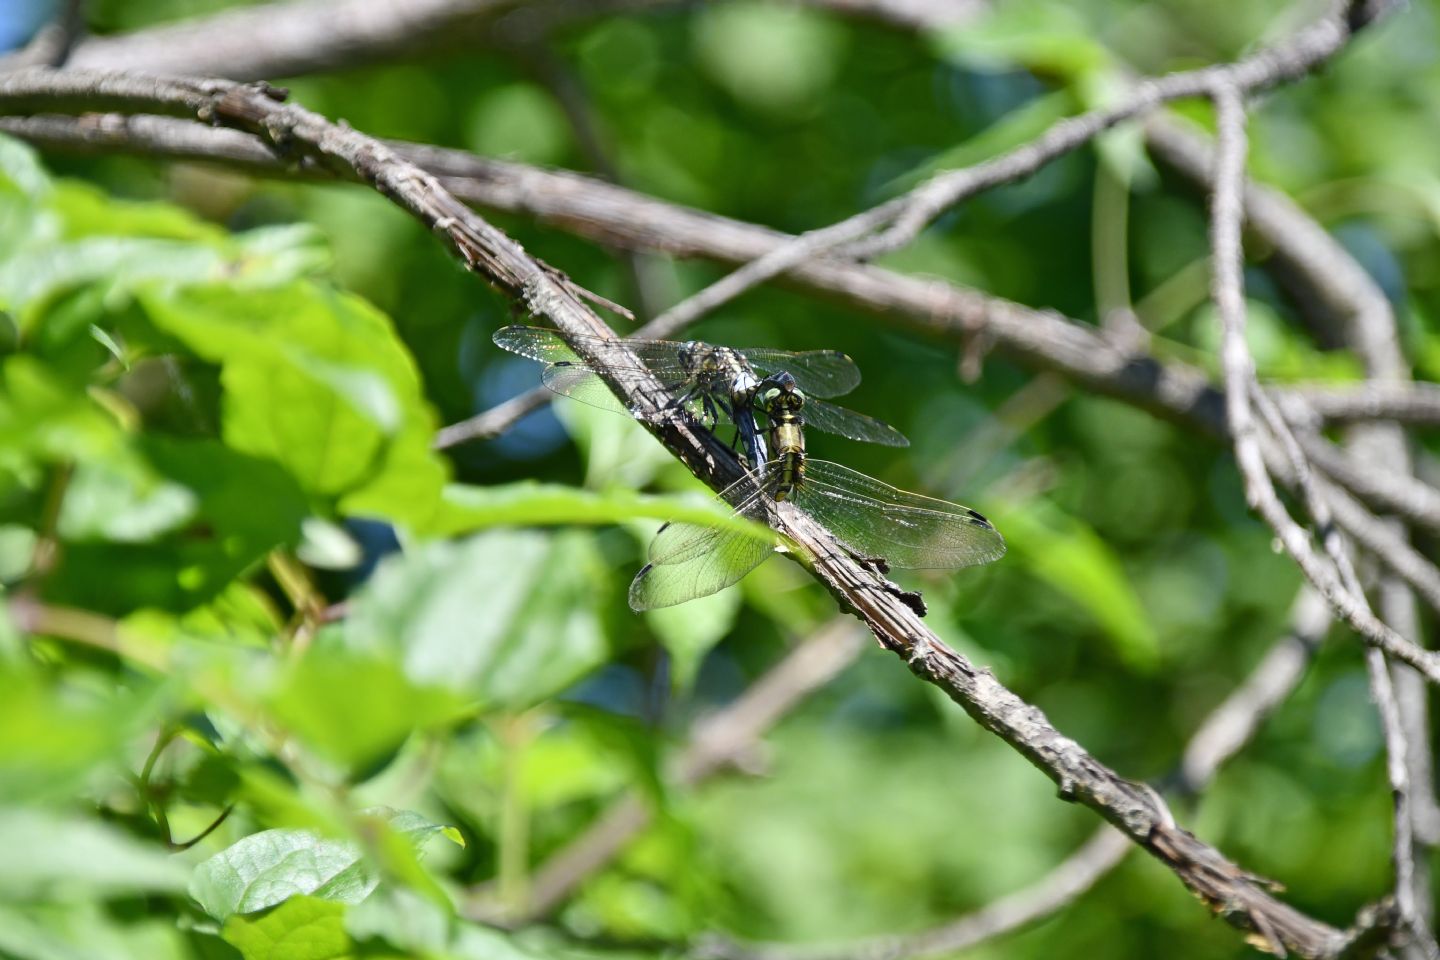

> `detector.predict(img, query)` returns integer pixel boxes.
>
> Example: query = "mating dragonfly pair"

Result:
[494,326,1005,610]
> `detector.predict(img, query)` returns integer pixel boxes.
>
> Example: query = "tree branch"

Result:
[1209,81,1415,957]
[9,109,1440,655]
[707,588,1337,960]
[0,68,1374,957]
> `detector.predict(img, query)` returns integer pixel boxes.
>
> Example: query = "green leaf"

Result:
[0,901,188,960]
[0,134,52,203]
[431,481,772,542]
[222,895,352,960]
[344,886,450,954]
[268,649,467,772]
[0,355,128,478]
[230,224,334,284]
[987,498,1159,670]
[343,530,611,706]
[0,807,188,899]
[190,828,377,921]
[189,808,457,921]
[0,237,224,334]
[138,282,448,528]
[58,459,198,543]
[0,665,154,804]
[52,437,307,614]
[51,180,227,243]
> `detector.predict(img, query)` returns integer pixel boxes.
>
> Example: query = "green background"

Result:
[2,0,1437,957]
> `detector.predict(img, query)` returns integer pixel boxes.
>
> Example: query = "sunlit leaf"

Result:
[268,648,467,772]
[432,481,770,543]
[221,895,352,960]
[343,530,611,707]
[0,901,188,960]
[139,282,448,528]
[0,665,154,804]
[190,808,456,921]
[0,808,188,898]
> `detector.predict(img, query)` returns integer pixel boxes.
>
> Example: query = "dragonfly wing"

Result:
[801,399,909,447]
[742,349,861,398]
[791,460,1005,569]
[493,325,580,363]
[628,526,773,610]
[539,364,635,415]
[628,469,777,610]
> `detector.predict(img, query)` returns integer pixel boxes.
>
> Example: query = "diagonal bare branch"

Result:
[0,67,1374,958]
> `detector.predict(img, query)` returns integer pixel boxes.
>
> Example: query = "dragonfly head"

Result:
[756,371,805,417]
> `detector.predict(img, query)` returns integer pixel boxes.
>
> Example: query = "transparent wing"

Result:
[538,364,634,415]
[495,325,697,374]
[801,399,909,447]
[628,471,778,610]
[791,460,1005,569]
[497,325,713,415]
[493,325,582,363]
[740,348,861,398]
[628,530,773,610]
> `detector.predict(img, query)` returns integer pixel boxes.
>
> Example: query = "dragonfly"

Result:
[628,372,1005,611]
[492,326,907,470]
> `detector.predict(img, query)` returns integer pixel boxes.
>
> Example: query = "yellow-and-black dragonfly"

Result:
[493,326,907,470]
[629,372,1005,610]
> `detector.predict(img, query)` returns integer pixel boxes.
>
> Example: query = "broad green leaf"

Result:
[344,886,450,954]
[51,180,227,244]
[0,808,188,899]
[222,895,352,960]
[268,648,467,772]
[0,355,128,479]
[53,437,307,614]
[0,237,223,334]
[0,134,51,203]
[0,901,188,960]
[191,827,375,921]
[296,517,363,570]
[58,458,197,543]
[0,665,154,804]
[986,498,1159,670]
[431,481,772,543]
[190,808,456,921]
[139,283,448,528]
[343,530,612,706]
[230,224,334,284]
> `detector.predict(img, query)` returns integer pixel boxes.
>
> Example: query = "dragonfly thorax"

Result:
[679,342,760,403]
[757,372,808,500]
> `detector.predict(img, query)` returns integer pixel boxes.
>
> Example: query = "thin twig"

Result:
[0,68,1413,956]
[9,109,1440,654]
[1209,82,1415,958]
[706,586,1338,960]
[843,0,1383,259]
[1207,83,1440,686]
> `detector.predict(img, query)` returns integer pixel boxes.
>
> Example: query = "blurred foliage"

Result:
[2,1,1438,959]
